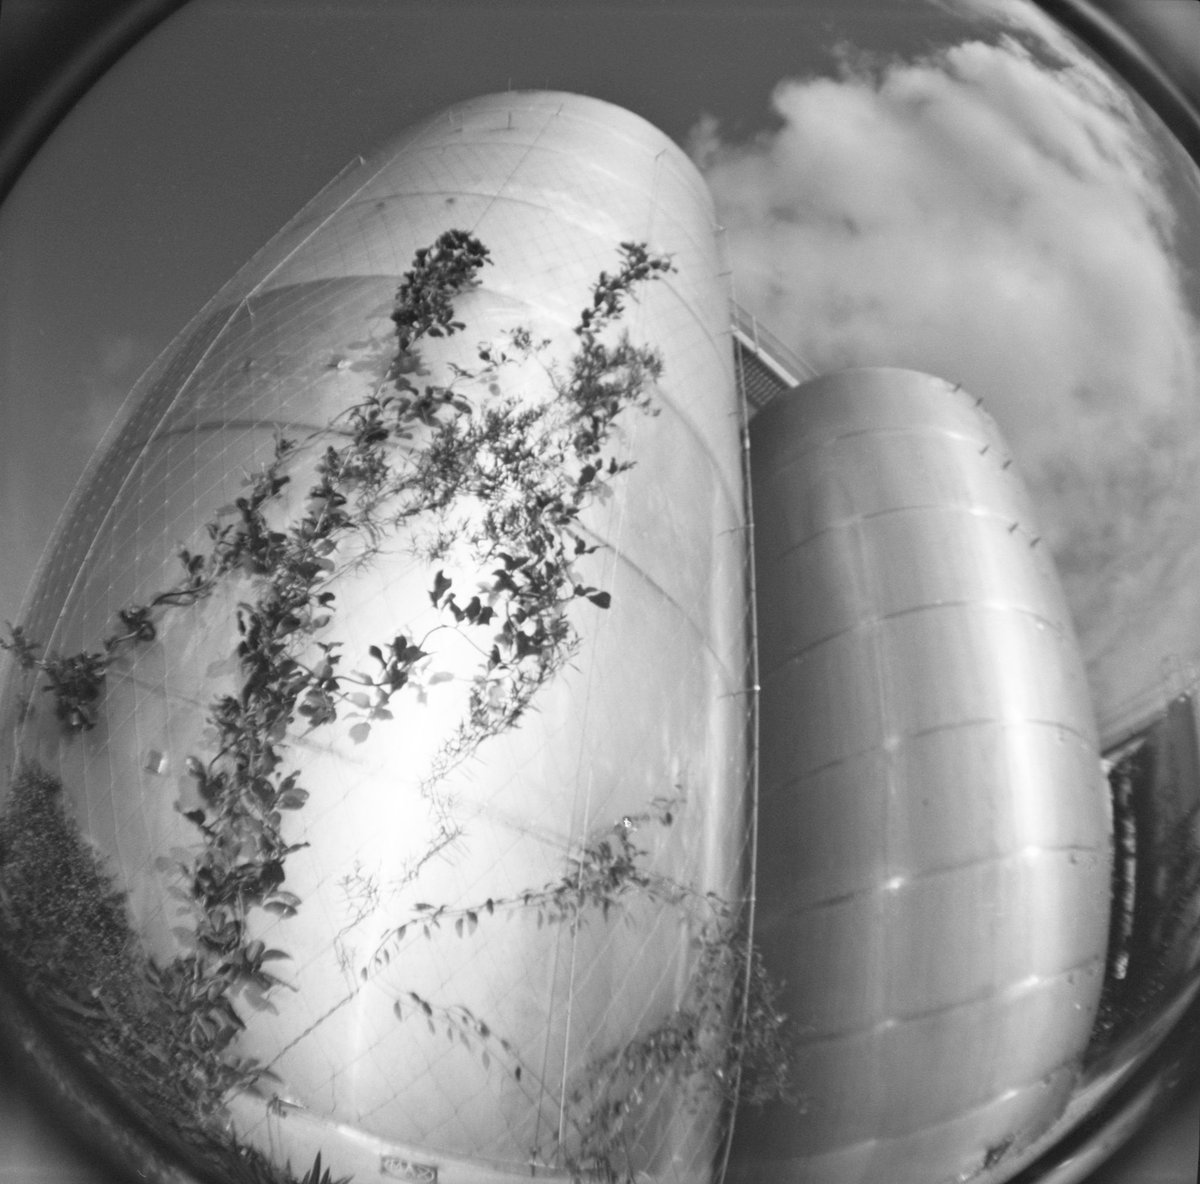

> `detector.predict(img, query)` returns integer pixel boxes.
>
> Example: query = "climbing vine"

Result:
[365,797,689,977]
[553,903,797,1182]
[363,795,797,1181]
[1,231,735,1165]
[2,230,798,1184]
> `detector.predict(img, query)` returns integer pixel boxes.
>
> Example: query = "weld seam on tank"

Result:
[608,558,743,684]
[656,263,746,342]
[900,716,1095,746]
[788,956,1107,1048]
[365,177,717,264]
[768,503,1044,557]
[785,1074,1092,1163]
[761,599,1074,665]
[633,384,745,514]
[559,522,745,685]
[771,845,1114,912]
[351,187,578,216]
[360,168,720,250]
[756,423,1013,472]
[364,185,723,268]
[758,720,1100,793]
[456,122,554,238]
[242,157,404,301]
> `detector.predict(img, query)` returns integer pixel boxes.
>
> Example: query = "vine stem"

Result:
[555,764,597,1160]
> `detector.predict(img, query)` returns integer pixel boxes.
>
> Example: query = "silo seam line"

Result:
[787,953,1108,1047]
[761,599,1073,664]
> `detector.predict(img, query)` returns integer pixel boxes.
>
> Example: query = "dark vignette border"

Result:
[1,2,1200,1183]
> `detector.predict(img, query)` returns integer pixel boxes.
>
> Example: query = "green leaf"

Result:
[430,570,452,604]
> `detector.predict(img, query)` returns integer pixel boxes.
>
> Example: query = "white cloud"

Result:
[695,15,1200,729]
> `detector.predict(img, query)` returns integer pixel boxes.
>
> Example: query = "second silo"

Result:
[731,368,1112,1184]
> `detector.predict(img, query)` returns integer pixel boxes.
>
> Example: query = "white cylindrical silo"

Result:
[1,93,747,1183]
[730,368,1112,1184]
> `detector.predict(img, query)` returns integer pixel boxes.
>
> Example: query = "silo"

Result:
[0,93,748,1182]
[730,368,1112,1184]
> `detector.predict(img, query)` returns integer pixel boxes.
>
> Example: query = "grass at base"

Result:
[0,761,345,1184]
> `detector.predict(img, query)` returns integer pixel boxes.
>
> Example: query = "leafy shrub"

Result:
[0,763,148,1016]
[0,763,323,1183]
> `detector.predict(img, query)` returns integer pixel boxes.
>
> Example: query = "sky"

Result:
[2,2,1200,1182]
